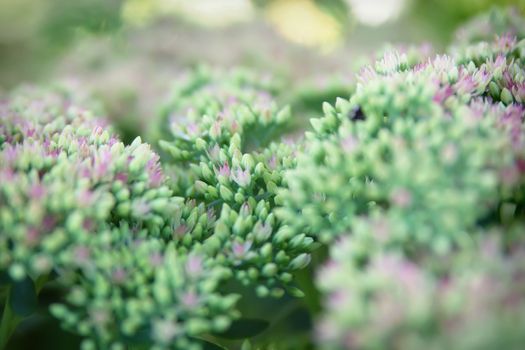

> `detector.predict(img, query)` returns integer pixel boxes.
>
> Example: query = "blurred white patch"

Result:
[347,0,406,26]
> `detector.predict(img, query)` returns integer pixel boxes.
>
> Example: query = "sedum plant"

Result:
[0,85,238,349]
[276,17,525,350]
[153,66,286,147]
[1,8,525,350]
[159,69,315,297]
[316,233,525,350]
[0,84,180,281]
[279,34,525,250]
[51,231,239,350]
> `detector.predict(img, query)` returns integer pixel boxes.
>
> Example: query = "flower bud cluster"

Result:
[316,233,525,350]
[1,85,238,349]
[273,21,525,350]
[154,66,288,148]
[52,226,239,350]
[160,75,315,295]
[279,36,525,249]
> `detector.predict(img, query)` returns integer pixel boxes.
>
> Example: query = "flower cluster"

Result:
[0,85,180,280]
[0,82,105,146]
[154,66,288,149]
[51,227,239,350]
[0,85,238,349]
[316,232,525,350]
[159,69,314,296]
[279,35,525,250]
[450,36,525,107]
[2,9,525,350]
[276,23,525,350]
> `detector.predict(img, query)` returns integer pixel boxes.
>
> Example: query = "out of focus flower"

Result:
[316,234,525,350]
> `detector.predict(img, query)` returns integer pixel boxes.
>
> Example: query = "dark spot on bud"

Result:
[348,106,365,122]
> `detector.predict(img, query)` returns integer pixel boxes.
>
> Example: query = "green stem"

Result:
[294,268,322,315]
[293,246,328,316]
[35,274,49,293]
[0,287,22,350]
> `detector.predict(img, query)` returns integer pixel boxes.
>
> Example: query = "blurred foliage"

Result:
[1,0,525,89]
[414,0,525,21]
[0,0,123,88]
[411,0,525,41]
[42,0,122,43]
[452,6,525,45]
[0,0,122,44]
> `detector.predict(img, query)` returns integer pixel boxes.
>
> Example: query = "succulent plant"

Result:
[2,9,525,350]
[316,232,525,350]
[0,85,238,349]
[51,228,239,350]
[159,70,315,296]
[0,85,181,281]
[153,66,287,147]
[278,36,525,251]
[275,26,525,350]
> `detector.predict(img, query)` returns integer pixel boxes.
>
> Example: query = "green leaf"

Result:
[9,277,37,317]
[191,338,227,350]
[216,318,269,340]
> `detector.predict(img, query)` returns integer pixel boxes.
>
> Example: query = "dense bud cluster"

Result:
[154,66,287,148]
[52,229,238,350]
[0,85,237,349]
[279,35,525,249]
[159,69,315,296]
[0,85,179,280]
[275,15,525,350]
[316,232,525,350]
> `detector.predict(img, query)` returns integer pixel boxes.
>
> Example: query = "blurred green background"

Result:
[1,0,524,88]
